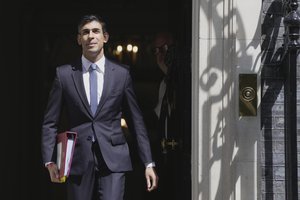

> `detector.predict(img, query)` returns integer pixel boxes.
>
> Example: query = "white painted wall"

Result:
[191,0,262,199]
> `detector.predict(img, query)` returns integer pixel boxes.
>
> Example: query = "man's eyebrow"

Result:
[82,28,101,31]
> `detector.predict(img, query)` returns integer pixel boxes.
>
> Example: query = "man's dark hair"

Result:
[77,14,107,33]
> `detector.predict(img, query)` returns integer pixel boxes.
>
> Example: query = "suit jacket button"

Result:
[87,136,93,141]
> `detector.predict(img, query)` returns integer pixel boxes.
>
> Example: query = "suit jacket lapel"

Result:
[95,59,115,116]
[71,60,93,117]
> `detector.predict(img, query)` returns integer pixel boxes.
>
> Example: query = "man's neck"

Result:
[83,52,104,63]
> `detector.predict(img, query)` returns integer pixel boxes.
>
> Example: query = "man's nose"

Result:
[88,31,95,38]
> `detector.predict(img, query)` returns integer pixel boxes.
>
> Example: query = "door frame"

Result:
[191,0,200,198]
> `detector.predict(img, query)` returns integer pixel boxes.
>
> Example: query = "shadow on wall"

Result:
[261,0,286,199]
[196,0,264,199]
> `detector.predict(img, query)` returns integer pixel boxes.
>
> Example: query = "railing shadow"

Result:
[195,0,286,199]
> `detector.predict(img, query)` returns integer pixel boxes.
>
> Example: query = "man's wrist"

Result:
[45,162,54,168]
[146,162,156,168]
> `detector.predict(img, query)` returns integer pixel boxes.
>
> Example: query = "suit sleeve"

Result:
[122,70,153,165]
[41,68,64,164]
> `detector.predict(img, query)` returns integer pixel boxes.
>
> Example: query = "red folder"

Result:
[56,131,77,182]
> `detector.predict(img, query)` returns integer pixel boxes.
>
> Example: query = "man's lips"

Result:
[87,43,97,47]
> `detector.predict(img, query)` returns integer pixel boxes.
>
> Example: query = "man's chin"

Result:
[86,46,97,50]
[86,49,100,54]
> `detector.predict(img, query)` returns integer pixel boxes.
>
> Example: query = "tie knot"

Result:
[90,63,98,71]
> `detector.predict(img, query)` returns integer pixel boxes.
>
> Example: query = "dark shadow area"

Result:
[261,0,286,199]
[2,0,191,200]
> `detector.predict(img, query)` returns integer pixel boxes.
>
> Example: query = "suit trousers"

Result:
[67,141,125,200]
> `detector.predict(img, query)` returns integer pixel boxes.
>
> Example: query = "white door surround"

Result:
[191,0,262,199]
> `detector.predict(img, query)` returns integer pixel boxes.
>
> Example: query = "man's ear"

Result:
[77,34,82,46]
[104,32,109,43]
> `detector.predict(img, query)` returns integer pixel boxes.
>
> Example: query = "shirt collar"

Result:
[81,55,105,73]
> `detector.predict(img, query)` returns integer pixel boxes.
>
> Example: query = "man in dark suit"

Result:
[41,14,158,200]
[150,31,181,200]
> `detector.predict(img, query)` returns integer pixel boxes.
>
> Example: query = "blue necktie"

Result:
[89,64,98,116]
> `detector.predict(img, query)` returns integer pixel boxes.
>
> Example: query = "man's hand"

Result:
[145,167,158,192]
[46,163,61,183]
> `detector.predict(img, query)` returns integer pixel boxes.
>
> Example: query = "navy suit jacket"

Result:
[41,58,153,175]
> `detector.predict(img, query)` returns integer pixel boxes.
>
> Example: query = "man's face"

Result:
[77,20,108,59]
[154,38,168,63]
[153,35,171,75]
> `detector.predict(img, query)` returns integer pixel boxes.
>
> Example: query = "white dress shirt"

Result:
[81,55,105,105]
[154,79,171,138]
